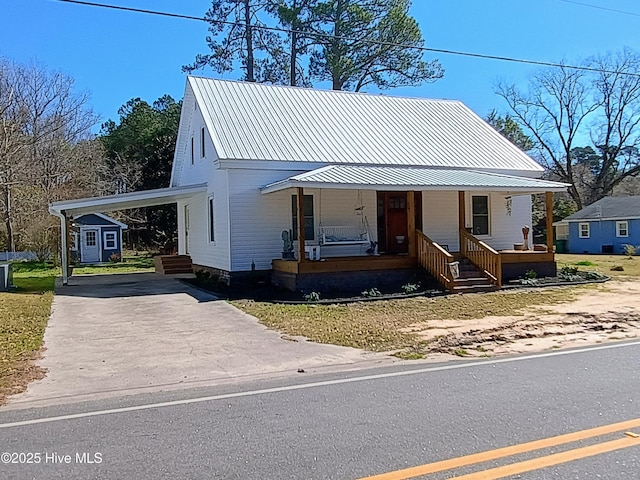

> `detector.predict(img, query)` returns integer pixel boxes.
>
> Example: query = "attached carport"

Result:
[49,183,207,285]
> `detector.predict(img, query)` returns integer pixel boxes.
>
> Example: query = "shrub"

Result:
[524,269,538,279]
[401,283,421,294]
[361,287,382,297]
[623,244,638,257]
[108,253,121,263]
[303,291,321,302]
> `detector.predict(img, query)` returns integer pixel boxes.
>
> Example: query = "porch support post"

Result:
[407,191,416,257]
[545,191,554,252]
[458,191,465,254]
[296,187,306,263]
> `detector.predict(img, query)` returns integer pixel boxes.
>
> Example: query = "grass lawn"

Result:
[0,262,58,403]
[72,255,155,275]
[556,253,640,278]
[235,252,640,356]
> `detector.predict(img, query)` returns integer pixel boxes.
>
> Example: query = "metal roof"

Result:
[561,196,640,222]
[49,184,207,217]
[261,165,569,194]
[189,76,544,173]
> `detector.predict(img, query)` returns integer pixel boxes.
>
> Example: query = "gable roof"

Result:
[74,213,128,229]
[187,76,544,174]
[262,165,568,194]
[562,196,640,222]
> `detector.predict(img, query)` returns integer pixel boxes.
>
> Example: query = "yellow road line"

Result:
[358,418,640,480]
[449,435,640,479]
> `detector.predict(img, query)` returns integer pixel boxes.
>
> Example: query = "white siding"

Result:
[422,191,460,251]
[174,107,231,271]
[488,194,532,250]
[228,169,378,271]
[421,191,532,252]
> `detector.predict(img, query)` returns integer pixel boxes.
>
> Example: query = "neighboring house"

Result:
[555,196,640,254]
[71,213,127,264]
[50,77,568,291]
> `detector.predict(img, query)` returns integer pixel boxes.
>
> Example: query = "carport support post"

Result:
[545,191,554,252]
[297,187,306,263]
[407,191,416,257]
[60,210,69,285]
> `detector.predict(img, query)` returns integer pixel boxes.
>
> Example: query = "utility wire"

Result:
[559,0,640,18]
[58,0,640,78]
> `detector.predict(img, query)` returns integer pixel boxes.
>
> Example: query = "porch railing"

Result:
[416,230,455,292]
[460,229,502,288]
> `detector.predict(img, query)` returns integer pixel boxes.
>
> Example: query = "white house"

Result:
[50,76,568,292]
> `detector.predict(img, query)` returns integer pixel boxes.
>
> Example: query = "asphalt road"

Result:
[1,341,639,479]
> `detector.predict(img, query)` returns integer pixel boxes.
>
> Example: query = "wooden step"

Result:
[155,255,193,274]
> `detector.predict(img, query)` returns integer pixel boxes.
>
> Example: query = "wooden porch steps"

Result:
[154,255,193,274]
[451,258,498,294]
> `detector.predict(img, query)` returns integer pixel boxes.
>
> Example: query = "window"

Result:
[85,230,97,247]
[208,196,215,243]
[616,221,629,238]
[471,196,489,236]
[579,223,590,238]
[291,195,314,241]
[201,127,206,158]
[190,136,194,165]
[103,231,117,249]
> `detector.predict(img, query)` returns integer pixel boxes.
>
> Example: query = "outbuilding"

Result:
[72,213,127,264]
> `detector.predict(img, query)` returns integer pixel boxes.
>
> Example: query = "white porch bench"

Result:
[319,225,370,246]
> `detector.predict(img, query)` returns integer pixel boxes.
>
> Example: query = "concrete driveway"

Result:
[8,273,387,409]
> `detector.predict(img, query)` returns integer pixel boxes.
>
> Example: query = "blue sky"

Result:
[2,0,640,131]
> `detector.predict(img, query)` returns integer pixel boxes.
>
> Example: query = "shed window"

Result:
[103,231,117,249]
[579,223,590,238]
[208,195,215,243]
[472,195,490,236]
[291,195,314,241]
[616,221,629,237]
[85,230,97,247]
[201,127,206,158]
[190,136,194,165]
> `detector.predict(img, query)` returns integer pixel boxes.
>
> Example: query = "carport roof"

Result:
[49,184,207,217]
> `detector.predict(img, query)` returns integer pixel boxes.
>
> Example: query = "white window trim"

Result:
[103,231,117,250]
[579,222,590,239]
[616,221,629,238]
[207,194,215,245]
[469,194,491,238]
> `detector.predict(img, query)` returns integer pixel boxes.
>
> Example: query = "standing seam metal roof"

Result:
[261,165,569,193]
[188,76,544,173]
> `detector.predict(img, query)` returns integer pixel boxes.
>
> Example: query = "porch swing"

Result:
[317,190,375,252]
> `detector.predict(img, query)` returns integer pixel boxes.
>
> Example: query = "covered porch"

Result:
[263,165,568,293]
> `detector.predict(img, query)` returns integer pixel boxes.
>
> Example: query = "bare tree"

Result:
[497,49,640,210]
[0,58,105,254]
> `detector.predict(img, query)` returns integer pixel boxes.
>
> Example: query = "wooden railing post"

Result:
[416,229,455,292]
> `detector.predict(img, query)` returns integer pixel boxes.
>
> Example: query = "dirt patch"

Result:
[401,280,640,358]
[0,348,47,406]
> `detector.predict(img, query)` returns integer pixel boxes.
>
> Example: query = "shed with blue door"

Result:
[72,213,128,263]
[556,196,640,254]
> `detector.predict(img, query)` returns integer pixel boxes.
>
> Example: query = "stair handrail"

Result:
[459,229,502,288]
[416,230,456,292]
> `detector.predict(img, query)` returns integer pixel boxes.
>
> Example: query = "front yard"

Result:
[235,254,640,359]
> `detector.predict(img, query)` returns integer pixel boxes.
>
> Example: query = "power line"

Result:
[559,0,640,18]
[58,0,640,78]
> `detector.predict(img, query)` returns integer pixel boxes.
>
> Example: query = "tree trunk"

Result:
[3,184,14,252]
[244,0,255,82]
[289,0,298,86]
[331,0,344,90]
